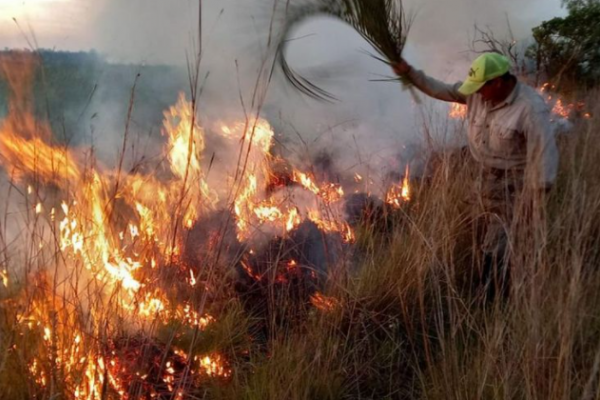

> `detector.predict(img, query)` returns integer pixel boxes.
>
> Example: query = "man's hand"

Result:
[392,59,411,76]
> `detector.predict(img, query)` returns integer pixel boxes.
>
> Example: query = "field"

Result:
[0,51,599,400]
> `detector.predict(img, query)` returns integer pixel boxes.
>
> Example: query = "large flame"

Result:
[0,53,368,397]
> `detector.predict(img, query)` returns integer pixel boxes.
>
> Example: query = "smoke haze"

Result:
[1,0,566,177]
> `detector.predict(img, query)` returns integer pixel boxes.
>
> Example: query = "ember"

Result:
[310,292,340,312]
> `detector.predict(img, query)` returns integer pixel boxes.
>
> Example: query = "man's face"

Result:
[478,78,502,102]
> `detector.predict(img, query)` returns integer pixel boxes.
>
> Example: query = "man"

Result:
[393,53,559,301]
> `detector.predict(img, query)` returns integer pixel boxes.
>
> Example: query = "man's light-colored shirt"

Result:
[407,67,559,189]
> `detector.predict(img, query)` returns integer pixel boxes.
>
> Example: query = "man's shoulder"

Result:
[515,83,549,114]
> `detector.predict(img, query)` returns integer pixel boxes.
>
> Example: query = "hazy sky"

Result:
[0,0,564,63]
[0,0,567,106]
[0,0,568,174]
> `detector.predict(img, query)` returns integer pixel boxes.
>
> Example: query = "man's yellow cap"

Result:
[458,53,511,96]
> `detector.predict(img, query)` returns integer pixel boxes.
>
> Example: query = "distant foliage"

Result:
[530,2,600,89]
[561,0,599,11]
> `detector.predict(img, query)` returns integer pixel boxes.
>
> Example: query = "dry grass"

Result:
[1,89,600,399]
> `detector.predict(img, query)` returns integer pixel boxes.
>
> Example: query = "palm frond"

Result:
[277,0,419,102]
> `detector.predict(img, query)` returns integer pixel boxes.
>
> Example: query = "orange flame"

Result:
[310,292,339,312]
[449,103,467,120]
[0,53,389,397]
[196,353,231,378]
[447,82,592,121]
[292,171,344,204]
[386,165,411,208]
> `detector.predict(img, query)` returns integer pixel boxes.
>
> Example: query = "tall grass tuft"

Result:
[276,0,416,101]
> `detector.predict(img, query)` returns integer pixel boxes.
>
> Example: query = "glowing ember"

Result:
[196,354,231,378]
[310,292,339,312]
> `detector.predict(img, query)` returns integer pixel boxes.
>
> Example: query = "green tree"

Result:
[562,0,599,11]
[530,1,600,89]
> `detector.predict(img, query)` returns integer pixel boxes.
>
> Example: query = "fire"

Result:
[254,204,283,222]
[386,165,411,208]
[0,128,81,183]
[0,52,386,397]
[308,210,355,243]
[310,292,339,312]
[196,354,231,378]
[136,295,167,317]
[0,269,8,287]
[163,93,216,225]
[18,291,110,399]
[292,171,344,204]
[286,207,301,232]
[0,54,234,397]
[449,103,467,120]
[401,167,410,201]
[447,82,591,122]
[538,83,576,121]
[234,174,260,240]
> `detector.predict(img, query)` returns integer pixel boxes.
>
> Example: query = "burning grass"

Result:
[1,51,600,399]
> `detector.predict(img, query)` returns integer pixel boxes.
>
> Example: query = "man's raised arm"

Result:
[393,59,467,104]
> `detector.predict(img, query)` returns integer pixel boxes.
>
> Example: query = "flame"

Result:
[196,354,231,378]
[386,165,411,208]
[0,55,235,397]
[401,165,411,201]
[0,52,387,397]
[538,83,593,121]
[292,171,344,204]
[285,207,301,232]
[0,129,81,183]
[449,103,467,120]
[308,210,355,243]
[19,293,110,399]
[0,269,8,287]
[163,92,216,225]
[447,82,591,121]
[310,292,339,312]
[254,204,283,222]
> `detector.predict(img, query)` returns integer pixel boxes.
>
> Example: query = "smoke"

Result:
[404,0,566,78]
[0,0,568,299]
[2,0,565,183]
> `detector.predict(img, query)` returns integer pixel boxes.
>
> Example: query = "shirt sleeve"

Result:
[406,67,467,104]
[525,103,559,189]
